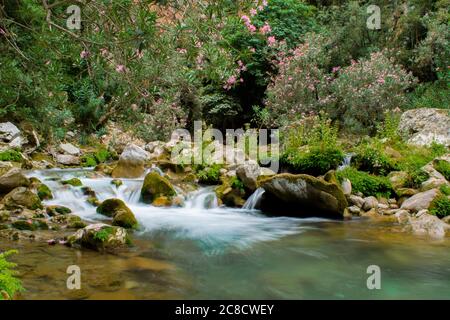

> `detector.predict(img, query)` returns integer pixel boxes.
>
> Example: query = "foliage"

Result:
[196,164,223,185]
[440,184,450,196]
[336,167,393,198]
[352,139,397,176]
[281,112,344,176]
[429,195,450,219]
[230,176,245,193]
[93,227,114,242]
[0,250,24,300]
[404,169,430,189]
[0,149,22,162]
[434,160,450,181]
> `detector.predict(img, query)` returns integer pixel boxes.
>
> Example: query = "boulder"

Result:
[236,160,260,191]
[1,187,42,210]
[398,108,450,147]
[56,154,80,166]
[67,223,130,252]
[395,210,411,224]
[408,213,450,239]
[341,178,352,196]
[112,144,149,179]
[59,143,80,156]
[97,198,138,229]
[388,171,409,190]
[401,188,441,213]
[259,173,348,218]
[141,172,176,204]
[0,168,30,194]
[29,177,53,200]
[362,196,378,211]
[0,122,20,142]
[348,195,365,208]
[347,205,361,215]
[421,162,448,191]
[46,205,72,217]
[61,178,82,187]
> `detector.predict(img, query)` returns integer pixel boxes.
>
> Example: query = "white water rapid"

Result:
[26,169,316,252]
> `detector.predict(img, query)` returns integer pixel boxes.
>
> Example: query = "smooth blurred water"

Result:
[4,168,449,299]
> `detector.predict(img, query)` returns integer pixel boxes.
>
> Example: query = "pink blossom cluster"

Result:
[80,50,90,59]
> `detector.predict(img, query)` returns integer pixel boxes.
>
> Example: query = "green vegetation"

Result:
[0,150,22,162]
[429,195,450,219]
[0,250,24,300]
[439,185,450,196]
[93,227,114,242]
[435,160,450,181]
[197,164,223,185]
[61,178,83,187]
[337,167,393,198]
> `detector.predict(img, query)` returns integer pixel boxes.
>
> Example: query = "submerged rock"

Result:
[258,173,348,218]
[0,168,30,194]
[141,172,176,204]
[67,223,130,252]
[97,199,138,229]
[62,178,83,187]
[112,144,149,179]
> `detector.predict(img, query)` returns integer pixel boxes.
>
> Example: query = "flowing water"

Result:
[1,168,450,300]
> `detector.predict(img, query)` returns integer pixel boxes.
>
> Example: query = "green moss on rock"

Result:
[62,178,82,187]
[141,172,176,203]
[97,198,138,229]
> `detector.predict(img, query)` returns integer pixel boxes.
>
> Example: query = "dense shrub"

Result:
[337,167,393,198]
[197,164,223,185]
[434,160,450,181]
[0,150,22,162]
[0,250,24,300]
[280,113,344,176]
[429,195,450,219]
[352,140,397,176]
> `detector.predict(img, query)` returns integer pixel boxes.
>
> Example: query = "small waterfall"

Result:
[185,188,219,210]
[243,188,265,210]
[337,153,353,171]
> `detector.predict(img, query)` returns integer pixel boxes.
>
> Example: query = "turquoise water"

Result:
[2,169,450,300]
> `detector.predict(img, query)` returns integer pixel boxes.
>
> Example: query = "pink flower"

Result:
[100,48,109,57]
[250,47,256,53]
[0,28,5,35]
[247,24,257,33]
[115,64,126,73]
[250,8,258,16]
[332,66,341,73]
[241,15,251,24]
[260,23,271,35]
[177,48,187,54]
[377,78,385,84]
[80,50,90,59]
[267,36,276,46]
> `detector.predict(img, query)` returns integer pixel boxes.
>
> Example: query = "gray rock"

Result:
[259,173,348,218]
[0,168,30,194]
[0,122,20,142]
[59,143,80,156]
[56,154,80,166]
[67,223,129,252]
[236,160,260,191]
[401,188,440,213]
[349,195,365,208]
[341,178,352,196]
[347,205,361,215]
[395,210,411,224]
[112,144,149,179]
[398,108,450,147]
[362,196,378,211]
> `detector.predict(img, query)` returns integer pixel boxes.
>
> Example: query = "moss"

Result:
[94,149,111,163]
[112,211,138,229]
[46,205,72,216]
[111,179,123,188]
[37,184,53,200]
[80,154,97,167]
[12,220,37,231]
[86,197,100,207]
[97,199,128,217]
[429,195,450,219]
[141,172,176,203]
[61,178,82,187]
[152,196,172,207]
[336,167,393,198]
[0,150,22,162]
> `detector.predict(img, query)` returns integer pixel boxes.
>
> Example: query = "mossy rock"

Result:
[67,223,130,252]
[87,197,100,207]
[97,199,138,229]
[62,178,82,187]
[111,179,123,188]
[323,170,339,185]
[0,210,10,223]
[46,205,72,217]
[37,183,53,200]
[66,215,87,229]
[215,177,245,208]
[2,187,43,210]
[12,219,37,231]
[141,172,176,204]
[259,173,348,218]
